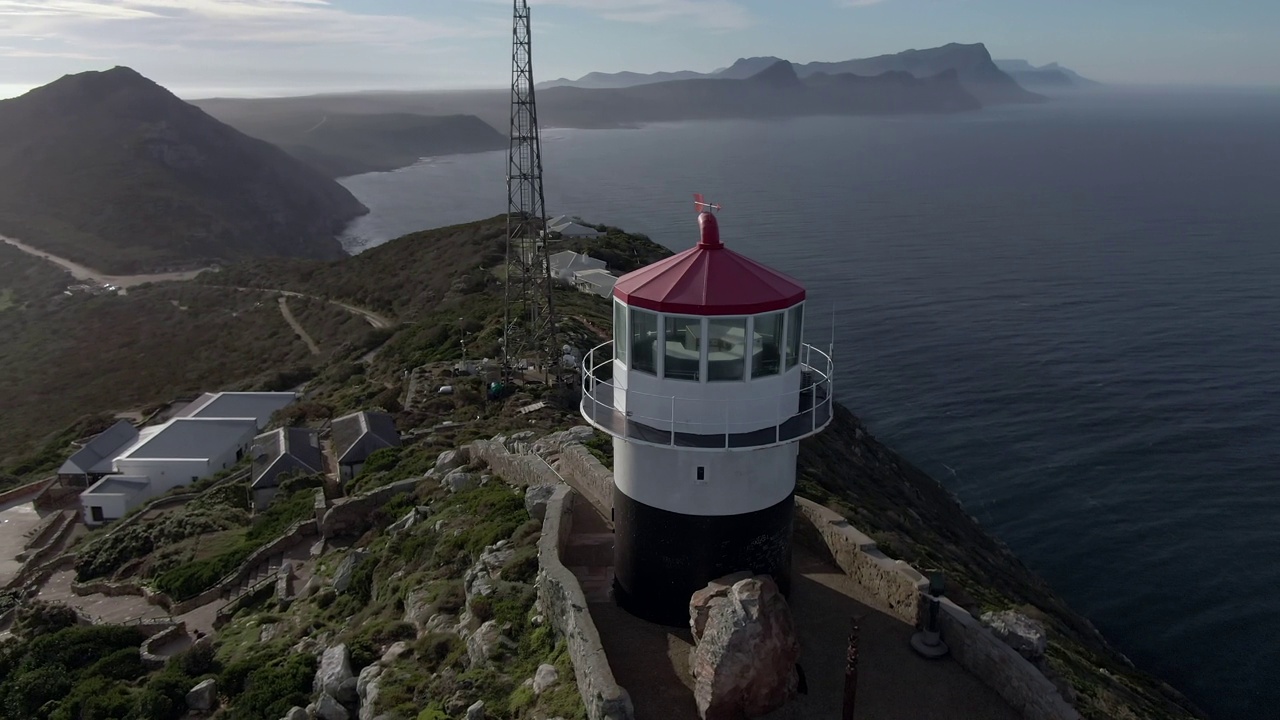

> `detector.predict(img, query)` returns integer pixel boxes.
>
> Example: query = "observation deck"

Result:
[580,341,834,451]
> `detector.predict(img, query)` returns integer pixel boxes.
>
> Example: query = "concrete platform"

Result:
[0,496,46,586]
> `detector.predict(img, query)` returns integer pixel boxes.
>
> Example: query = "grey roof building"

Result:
[58,420,139,479]
[174,391,298,429]
[252,427,324,490]
[331,411,401,482]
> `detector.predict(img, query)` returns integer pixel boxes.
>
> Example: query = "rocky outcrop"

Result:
[689,575,800,720]
[333,551,367,594]
[444,470,477,494]
[466,700,486,720]
[524,483,557,520]
[282,708,307,720]
[314,692,349,720]
[357,664,382,720]
[186,678,217,712]
[982,610,1048,661]
[314,644,355,700]
[466,620,515,666]
[533,663,560,695]
[464,541,514,617]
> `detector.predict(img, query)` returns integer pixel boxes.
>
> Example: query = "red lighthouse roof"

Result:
[612,211,806,315]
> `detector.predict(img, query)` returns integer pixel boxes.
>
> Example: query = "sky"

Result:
[0,0,1278,99]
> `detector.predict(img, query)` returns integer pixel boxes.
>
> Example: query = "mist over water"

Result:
[340,91,1280,719]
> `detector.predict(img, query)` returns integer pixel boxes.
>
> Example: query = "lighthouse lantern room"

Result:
[580,197,834,625]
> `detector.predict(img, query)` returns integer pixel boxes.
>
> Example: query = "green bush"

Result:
[225,654,315,720]
[360,446,403,476]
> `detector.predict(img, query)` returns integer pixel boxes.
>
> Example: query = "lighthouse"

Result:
[580,197,834,625]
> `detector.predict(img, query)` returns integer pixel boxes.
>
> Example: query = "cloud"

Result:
[472,0,753,31]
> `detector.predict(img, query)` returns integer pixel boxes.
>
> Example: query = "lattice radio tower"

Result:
[502,0,559,387]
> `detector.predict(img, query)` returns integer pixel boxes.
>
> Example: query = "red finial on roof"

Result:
[694,193,723,249]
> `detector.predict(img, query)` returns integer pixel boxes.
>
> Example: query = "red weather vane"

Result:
[694,193,722,214]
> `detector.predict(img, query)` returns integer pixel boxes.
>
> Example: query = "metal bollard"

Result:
[911,572,951,659]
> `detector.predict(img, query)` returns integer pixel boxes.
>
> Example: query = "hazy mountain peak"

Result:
[750,60,802,86]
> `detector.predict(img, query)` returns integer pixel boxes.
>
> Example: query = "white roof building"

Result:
[551,221,605,239]
[79,392,298,526]
[550,250,607,279]
[573,268,620,298]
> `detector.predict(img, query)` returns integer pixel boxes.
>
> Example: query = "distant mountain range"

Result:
[534,59,984,127]
[0,67,368,274]
[540,42,1044,105]
[994,59,1101,89]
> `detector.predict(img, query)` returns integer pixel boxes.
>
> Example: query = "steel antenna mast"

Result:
[502,0,559,388]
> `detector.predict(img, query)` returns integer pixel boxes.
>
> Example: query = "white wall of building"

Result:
[113,458,211,494]
[615,362,802,435]
[613,440,798,516]
[82,492,131,525]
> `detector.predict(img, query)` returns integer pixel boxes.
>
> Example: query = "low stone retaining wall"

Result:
[938,600,1080,720]
[537,484,633,720]
[0,477,54,506]
[469,439,561,488]
[794,497,1079,720]
[793,498,927,625]
[139,622,186,669]
[320,478,418,537]
[554,444,614,516]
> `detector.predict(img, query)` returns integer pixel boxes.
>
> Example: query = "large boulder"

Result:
[403,589,432,631]
[524,484,557,521]
[466,620,515,666]
[313,644,355,699]
[282,708,308,720]
[333,551,367,594]
[689,571,753,643]
[357,664,383,720]
[435,449,467,473]
[186,678,217,712]
[466,700,486,720]
[314,692,349,720]
[532,663,559,695]
[689,575,801,720]
[981,610,1048,661]
[444,470,476,494]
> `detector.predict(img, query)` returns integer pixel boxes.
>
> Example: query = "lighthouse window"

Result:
[614,300,628,366]
[630,308,658,374]
[752,312,783,379]
[707,317,747,381]
[785,304,804,369]
[663,315,703,381]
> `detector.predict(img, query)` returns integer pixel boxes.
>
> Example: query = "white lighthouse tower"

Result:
[580,197,834,625]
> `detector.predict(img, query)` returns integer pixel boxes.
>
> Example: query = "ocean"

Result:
[339,90,1280,719]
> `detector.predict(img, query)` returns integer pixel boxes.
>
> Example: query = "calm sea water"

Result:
[340,91,1280,719]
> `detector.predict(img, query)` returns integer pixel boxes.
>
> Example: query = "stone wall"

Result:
[469,439,561,489]
[794,497,1079,720]
[0,477,54,505]
[4,512,80,590]
[320,478,419,537]
[793,498,927,625]
[537,485,633,720]
[139,622,186,669]
[554,444,614,515]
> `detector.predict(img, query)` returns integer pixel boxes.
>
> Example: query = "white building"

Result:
[579,206,834,625]
[57,420,139,487]
[80,476,149,525]
[572,268,619,298]
[550,221,604,239]
[549,250,606,279]
[79,391,297,526]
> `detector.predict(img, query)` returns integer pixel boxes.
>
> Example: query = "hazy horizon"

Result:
[1,0,1278,101]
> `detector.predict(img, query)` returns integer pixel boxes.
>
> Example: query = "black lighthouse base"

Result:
[612,489,794,627]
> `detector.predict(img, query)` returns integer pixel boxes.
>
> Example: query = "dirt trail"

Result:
[278,297,321,355]
[1,235,213,288]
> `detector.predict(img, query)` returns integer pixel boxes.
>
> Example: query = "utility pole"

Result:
[502,0,559,388]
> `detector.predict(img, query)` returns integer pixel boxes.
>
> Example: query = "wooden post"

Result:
[843,618,860,720]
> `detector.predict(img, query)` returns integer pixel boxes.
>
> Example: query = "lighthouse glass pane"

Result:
[785,304,804,369]
[630,308,658,374]
[752,312,783,378]
[663,316,702,381]
[614,300,627,365]
[707,317,747,381]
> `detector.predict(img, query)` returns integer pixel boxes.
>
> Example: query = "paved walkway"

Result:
[36,570,171,625]
[567,498,1018,720]
[0,496,47,586]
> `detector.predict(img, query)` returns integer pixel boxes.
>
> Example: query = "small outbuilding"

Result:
[57,420,139,487]
[251,427,324,511]
[573,268,619,298]
[331,411,402,483]
[81,476,150,526]
[550,221,604,239]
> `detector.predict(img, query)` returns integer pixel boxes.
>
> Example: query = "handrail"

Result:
[580,341,834,450]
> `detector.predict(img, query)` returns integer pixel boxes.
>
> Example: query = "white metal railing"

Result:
[580,341,834,450]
